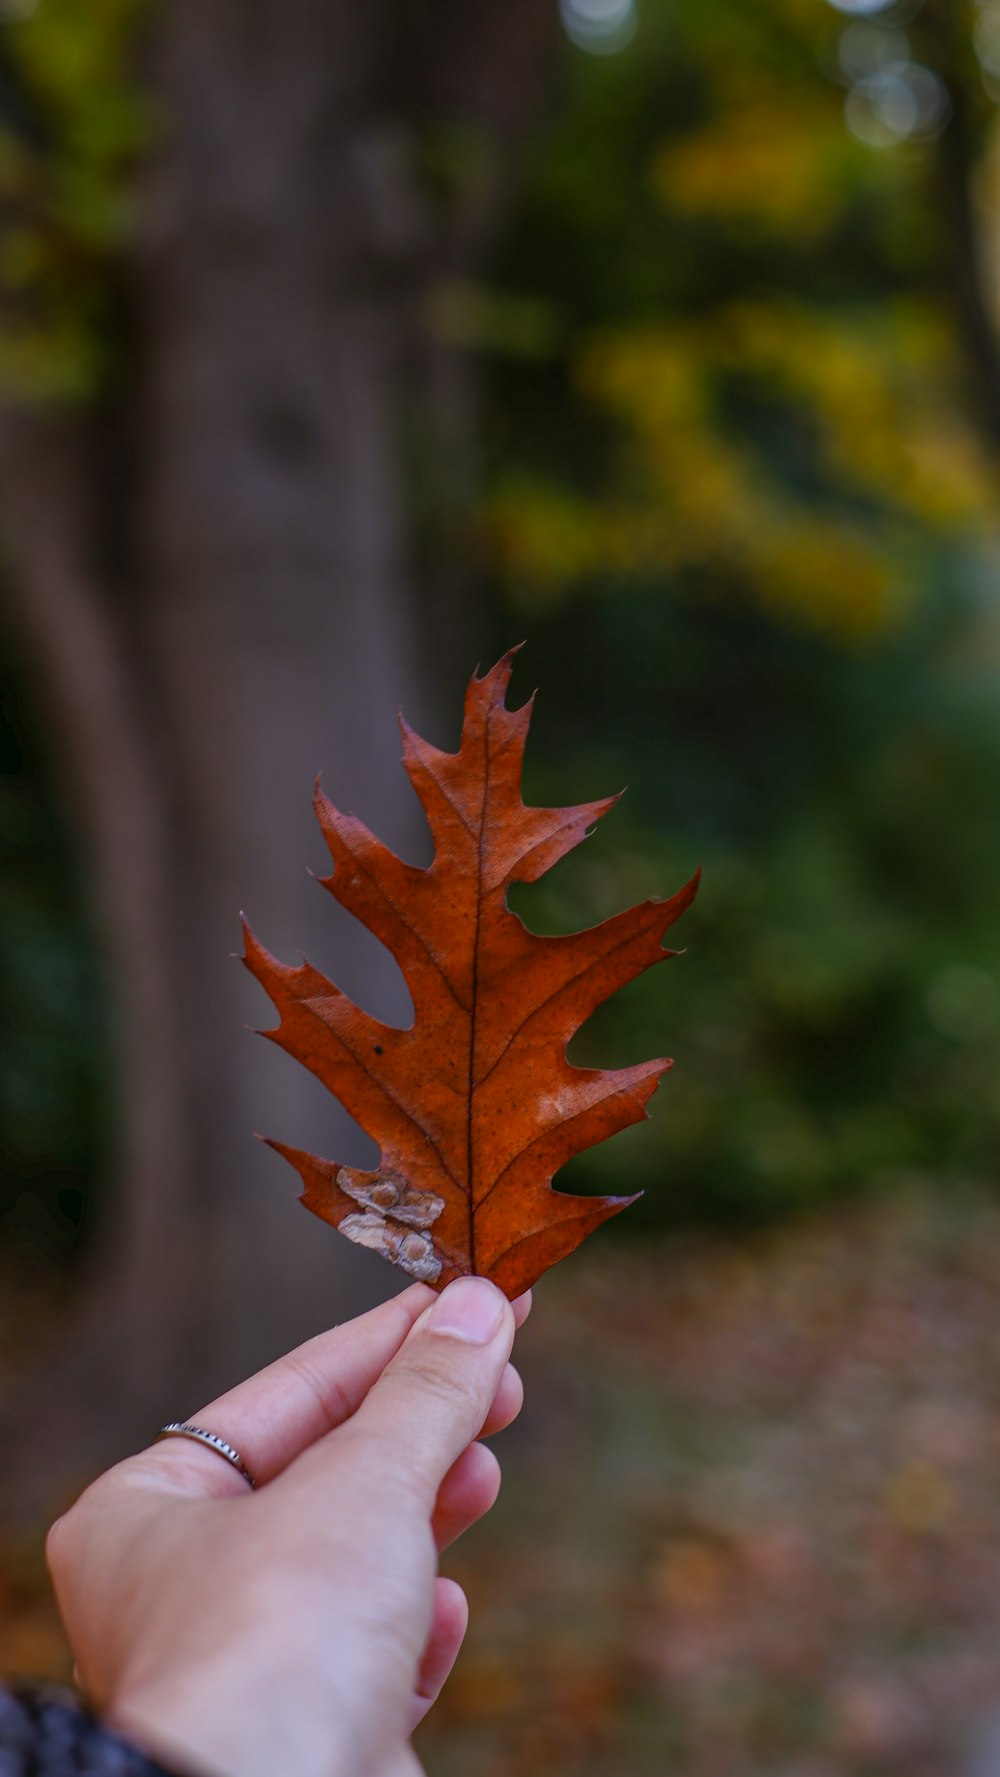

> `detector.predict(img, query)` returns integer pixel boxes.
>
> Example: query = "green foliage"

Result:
[0,0,145,398]
[485,0,1000,1223]
[511,582,1000,1225]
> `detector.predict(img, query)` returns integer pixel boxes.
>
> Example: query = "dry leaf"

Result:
[242,651,698,1296]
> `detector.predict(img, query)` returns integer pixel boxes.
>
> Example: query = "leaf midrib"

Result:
[465,711,491,1275]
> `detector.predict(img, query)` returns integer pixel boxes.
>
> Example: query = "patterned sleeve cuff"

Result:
[0,1684,192,1776]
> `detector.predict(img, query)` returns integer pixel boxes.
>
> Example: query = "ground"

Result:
[5,1187,1000,1776]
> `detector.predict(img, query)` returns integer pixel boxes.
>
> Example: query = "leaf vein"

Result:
[280,981,466,1201]
[474,910,663,1091]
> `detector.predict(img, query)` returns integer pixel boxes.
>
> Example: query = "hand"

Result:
[46,1276,528,1777]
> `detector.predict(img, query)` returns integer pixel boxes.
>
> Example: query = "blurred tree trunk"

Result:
[926,0,1000,465]
[0,0,557,1512]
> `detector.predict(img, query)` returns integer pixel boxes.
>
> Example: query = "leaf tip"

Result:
[477,644,527,708]
[258,1133,300,1163]
[238,913,259,962]
[478,639,526,679]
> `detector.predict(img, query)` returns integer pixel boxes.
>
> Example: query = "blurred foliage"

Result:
[0,0,144,397]
[4,0,1000,1237]
[476,0,1000,1223]
[482,0,997,640]
[510,584,1000,1223]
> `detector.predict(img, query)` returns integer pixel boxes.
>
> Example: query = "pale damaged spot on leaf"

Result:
[338,1167,445,1280]
[340,1211,444,1282]
[339,1169,445,1229]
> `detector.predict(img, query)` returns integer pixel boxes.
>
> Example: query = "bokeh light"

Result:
[560,0,637,56]
[838,21,911,82]
[826,0,897,16]
[845,61,951,145]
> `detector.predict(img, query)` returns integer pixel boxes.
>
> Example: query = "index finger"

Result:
[143,1286,533,1492]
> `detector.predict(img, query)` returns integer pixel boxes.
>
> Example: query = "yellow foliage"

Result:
[754,519,900,641]
[11,0,146,164]
[0,0,147,400]
[715,302,996,526]
[488,303,996,640]
[652,100,865,236]
[488,481,606,600]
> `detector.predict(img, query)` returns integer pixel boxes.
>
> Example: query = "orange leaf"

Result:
[242,651,698,1296]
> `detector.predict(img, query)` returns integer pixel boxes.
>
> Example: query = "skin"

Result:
[46,1275,529,1777]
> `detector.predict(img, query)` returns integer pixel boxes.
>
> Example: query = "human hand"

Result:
[46,1276,527,1777]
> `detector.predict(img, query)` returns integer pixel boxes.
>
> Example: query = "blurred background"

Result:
[4,0,1000,1769]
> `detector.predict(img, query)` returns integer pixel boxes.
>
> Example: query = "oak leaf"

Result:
[242,652,699,1297]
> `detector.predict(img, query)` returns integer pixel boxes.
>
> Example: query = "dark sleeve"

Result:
[0,1685,191,1776]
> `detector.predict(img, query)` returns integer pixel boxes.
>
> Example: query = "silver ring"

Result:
[154,1422,256,1490]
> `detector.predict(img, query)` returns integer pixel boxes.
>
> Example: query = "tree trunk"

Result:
[0,410,189,1370]
[924,0,1000,472]
[136,0,434,1383]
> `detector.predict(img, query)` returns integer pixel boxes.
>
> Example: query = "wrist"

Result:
[0,1684,189,1777]
[109,1666,360,1777]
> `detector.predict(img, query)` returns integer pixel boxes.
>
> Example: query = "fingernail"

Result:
[427,1277,505,1344]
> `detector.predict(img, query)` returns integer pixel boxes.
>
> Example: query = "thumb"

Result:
[343,1277,516,1509]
